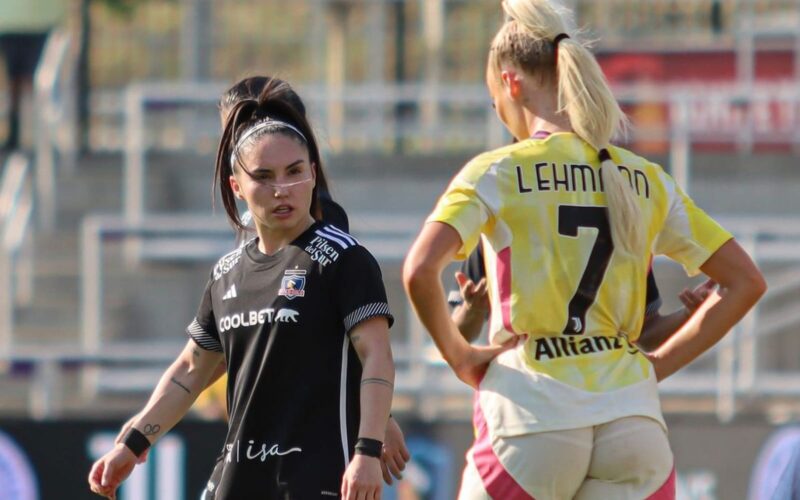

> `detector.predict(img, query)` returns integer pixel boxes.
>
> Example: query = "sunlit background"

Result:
[1,1,800,498]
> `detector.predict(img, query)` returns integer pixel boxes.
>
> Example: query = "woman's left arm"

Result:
[341,316,394,500]
[351,316,394,442]
[648,240,766,380]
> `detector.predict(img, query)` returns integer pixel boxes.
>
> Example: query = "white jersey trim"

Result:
[187,319,223,352]
[324,224,358,246]
[339,335,351,467]
[343,302,392,334]
[315,228,353,250]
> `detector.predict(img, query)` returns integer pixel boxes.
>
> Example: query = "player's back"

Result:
[429,131,731,430]
[437,132,670,344]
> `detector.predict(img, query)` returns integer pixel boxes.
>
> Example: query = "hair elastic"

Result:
[553,33,570,45]
[553,33,570,63]
[230,118,308,167]
[598,148,612,162]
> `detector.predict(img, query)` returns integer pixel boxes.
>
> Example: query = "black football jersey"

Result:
[188,221,393,499]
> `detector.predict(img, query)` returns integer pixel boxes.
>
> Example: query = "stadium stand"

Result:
[1,0,799,425]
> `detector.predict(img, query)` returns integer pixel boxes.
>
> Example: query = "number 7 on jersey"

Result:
[558,205,614,335]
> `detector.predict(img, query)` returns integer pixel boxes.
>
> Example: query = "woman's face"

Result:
[230,132,316,234]
[486,63,530,141]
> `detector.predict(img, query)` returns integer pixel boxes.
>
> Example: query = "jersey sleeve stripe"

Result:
[496,247,520,335]
[343,302,393,334]
[187,319,223,352]
[338,335,351,467]
[314,229,352,250]
[325,224,358,246]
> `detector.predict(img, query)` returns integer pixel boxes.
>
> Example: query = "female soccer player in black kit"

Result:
[114,76,410,486]
[89,79,395,500]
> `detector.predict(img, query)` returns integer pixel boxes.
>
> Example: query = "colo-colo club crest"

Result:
[279,270,306,300]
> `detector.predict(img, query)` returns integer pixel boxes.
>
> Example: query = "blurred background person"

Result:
[0,0,65,152]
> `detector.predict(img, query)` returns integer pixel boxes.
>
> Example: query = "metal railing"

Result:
[80,214,233,356]
[34,28,78,232]
[120,80,505,226]
[0,345,180,420]
[0,210,795,419]
[119,80,800,227]
[0,153,34,357]
[78,212,421,400]
[657,216,800,422]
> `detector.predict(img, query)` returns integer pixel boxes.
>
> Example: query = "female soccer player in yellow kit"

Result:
[403,1,766,498]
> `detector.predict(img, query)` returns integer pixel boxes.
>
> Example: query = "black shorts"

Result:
[0,33,49,79]
[201,449,346,499]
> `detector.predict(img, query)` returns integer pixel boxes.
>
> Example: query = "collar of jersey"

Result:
[244,220,322,265]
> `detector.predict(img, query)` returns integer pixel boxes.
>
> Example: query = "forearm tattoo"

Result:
[361,377,394,389]
[142,423,161,436]
[170,377,191,394]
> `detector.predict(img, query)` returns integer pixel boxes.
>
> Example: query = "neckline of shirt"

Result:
[531,130,552,139]
[245,220,322,265]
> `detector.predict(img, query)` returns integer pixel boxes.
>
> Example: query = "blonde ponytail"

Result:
[494,0,644,256]
[598,149,643,256]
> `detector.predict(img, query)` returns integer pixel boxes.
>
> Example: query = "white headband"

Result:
[230,118,308,167]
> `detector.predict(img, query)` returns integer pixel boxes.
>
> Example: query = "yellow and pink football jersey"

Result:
[428,132,732,435]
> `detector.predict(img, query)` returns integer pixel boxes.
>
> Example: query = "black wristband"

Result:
[354,437,383,458]
[122,428,151,458]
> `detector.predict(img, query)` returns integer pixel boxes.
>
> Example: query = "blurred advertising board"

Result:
[599,50,799,153]
[0,416,797,499]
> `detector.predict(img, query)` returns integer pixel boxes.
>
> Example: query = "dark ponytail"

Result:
[213,77,329,231]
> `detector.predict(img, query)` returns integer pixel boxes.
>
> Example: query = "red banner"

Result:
[598,50,799,152]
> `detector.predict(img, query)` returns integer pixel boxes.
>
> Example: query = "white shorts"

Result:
[458,411,675,500]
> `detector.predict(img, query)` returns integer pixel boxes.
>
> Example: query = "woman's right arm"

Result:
[647,240,766,380]
[114,359,227,461]
[88,340,223,498]
[404,222,517,388]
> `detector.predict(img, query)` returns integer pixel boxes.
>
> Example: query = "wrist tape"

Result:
[354,437,382,458]
[122,428,151,458]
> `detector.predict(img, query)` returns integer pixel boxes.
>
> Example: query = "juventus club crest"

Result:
[278,270,306,300]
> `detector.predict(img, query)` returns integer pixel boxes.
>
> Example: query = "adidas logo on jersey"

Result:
[222,284,238,301]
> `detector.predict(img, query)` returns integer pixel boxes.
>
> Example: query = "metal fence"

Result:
[0,153,34,358]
